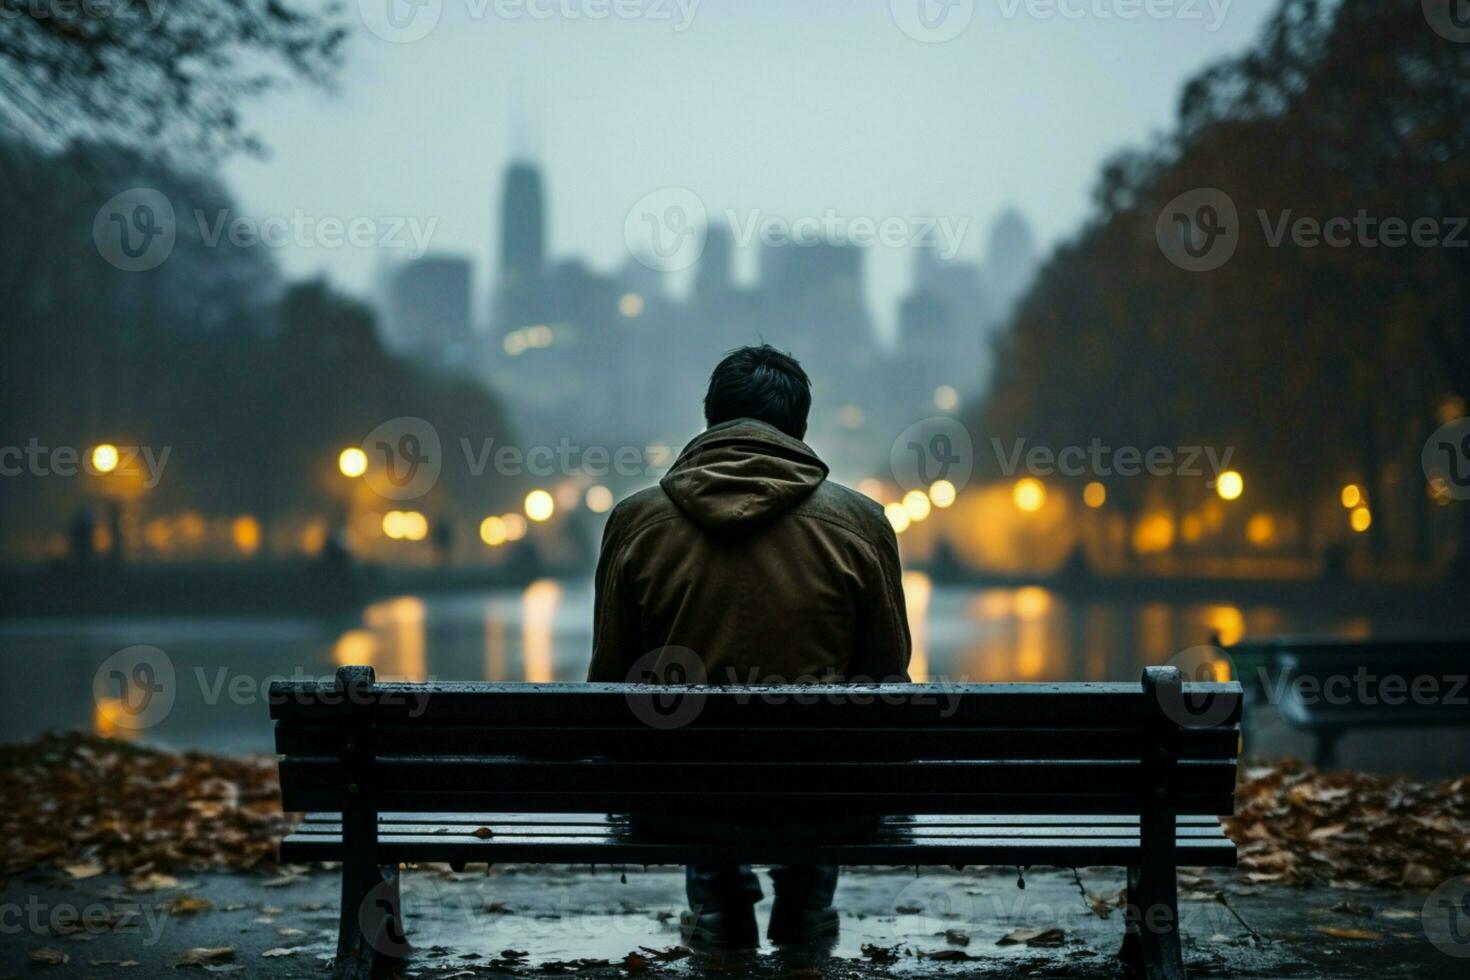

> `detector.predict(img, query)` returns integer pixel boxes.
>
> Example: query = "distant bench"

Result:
[1218,634,1470,767]
[270,666,1241,980]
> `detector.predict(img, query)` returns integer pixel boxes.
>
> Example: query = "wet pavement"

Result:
[0,864,1455,978]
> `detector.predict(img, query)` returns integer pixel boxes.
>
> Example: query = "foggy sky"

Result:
[223,0,1275,340]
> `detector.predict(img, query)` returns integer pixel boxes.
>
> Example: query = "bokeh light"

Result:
[525,489,555,522]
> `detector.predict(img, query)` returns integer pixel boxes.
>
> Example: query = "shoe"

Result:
[766,902,839,945]
[680,906,759,949]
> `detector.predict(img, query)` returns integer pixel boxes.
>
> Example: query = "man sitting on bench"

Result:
[588,344,912,948]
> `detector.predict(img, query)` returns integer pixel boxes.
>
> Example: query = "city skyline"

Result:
[221,1,1278,339]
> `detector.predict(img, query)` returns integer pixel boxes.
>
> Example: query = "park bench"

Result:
[1218,634,1470,766]
[270,665,1241,980]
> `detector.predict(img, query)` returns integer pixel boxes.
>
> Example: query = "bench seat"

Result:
[282,811,1238,867]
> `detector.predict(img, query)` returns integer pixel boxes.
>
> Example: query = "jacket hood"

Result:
[659,419,828,530]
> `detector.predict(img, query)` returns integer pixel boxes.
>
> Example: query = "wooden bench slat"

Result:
[282,788,1234,815]
[279,833,1238,868]
[300,811,1228,827]
[268,681,1242,727]
[275,723,1241,760]
[279,757,1237,799]
[288,822,1230,841]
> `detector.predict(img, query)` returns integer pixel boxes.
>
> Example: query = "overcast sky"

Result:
[223,0,1276,340]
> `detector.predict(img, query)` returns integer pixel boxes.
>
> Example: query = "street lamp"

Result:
[1216,470,1244,501]
[90,444,120,474]
[338,447,367,478]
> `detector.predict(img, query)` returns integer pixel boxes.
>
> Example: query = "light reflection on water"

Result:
[0,576,1379,753]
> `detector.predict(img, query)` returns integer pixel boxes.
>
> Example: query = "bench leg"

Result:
[1119,865,1186,980]
[333,846,405,978]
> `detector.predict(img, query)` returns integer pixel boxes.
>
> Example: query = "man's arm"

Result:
[587,513,643,682]
[852,523,912,683]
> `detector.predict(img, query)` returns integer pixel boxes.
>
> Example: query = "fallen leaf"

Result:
[65,863,104,880]
[30,946,69,964]
[922,948,977,961]
[261,947,298,958]
[169,896,213,915]
[128,872,179,893]
[997,927,1065,947]
[860,943,900,964]
[472,827,495,839]
[1317,927,1382,941]
[174,945,236,966]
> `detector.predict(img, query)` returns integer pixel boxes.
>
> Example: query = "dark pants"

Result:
[686,863,838,912]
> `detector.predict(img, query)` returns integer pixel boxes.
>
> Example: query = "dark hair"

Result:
[703,344,812,440]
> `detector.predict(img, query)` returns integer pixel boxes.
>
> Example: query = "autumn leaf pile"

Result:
[0,732,294,875]
[1225,759,1470,890]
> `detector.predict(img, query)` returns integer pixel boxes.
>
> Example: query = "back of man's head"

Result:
[703,344,812,440]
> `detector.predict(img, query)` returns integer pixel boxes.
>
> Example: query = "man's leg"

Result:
[766,866,839,944]
[682,865,761,948]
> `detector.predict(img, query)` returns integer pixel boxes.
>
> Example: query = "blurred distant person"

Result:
[588,344,911,948]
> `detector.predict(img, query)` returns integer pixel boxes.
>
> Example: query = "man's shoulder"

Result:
[604,486,680,542]
[796,480,892,545]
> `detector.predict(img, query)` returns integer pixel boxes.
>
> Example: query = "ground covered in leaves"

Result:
[2,733,1468,893]
[1225,760,1470,889]
[0,733,292,877]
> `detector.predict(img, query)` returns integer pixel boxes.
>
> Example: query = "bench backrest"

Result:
[270,667,1241,818]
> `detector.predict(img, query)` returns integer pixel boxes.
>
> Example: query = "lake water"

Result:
[1,573,1403,758]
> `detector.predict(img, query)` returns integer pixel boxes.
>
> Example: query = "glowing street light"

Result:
[928,479,957,509]
[1216,470,1244,501]
[1083,481,1107,508]
[525,489,555,522]
[884,502,911,534]
[902,489,932,522]
[480,516,507,546]
[1013,478,1046,513]
[90,443,119,474]
[1340,484,1362,509]
[1350,507,1372,533]
[338,447,368,478]
[503,513,527,541]
[585,485,614,513]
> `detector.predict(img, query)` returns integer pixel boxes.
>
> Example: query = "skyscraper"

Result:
[499,162,545,282]
[386,255,472,368]
[985,208,1038,320]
